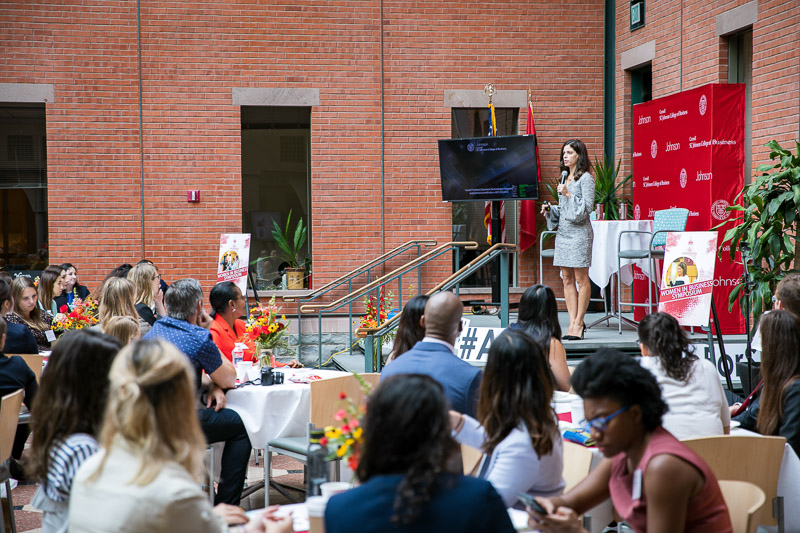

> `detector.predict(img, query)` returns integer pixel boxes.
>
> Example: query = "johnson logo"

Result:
[634,272,648,281]
[648,208,656,218]
[699,95,708,116]
[711,200,730,221]
[680,169,687,188]
[638,115,651,125]
[634,204,641,220]
[632,151,642,158]
[666,141,680,152]
[696,171,712,181]
[650,140,657,158]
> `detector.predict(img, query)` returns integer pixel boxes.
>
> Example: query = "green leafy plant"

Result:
[592,158,632,221]
[718,140,800,324]
[271,210,308,269]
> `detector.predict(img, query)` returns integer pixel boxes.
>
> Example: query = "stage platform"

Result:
[330,310,749,372]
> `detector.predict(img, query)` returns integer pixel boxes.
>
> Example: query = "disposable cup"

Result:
[320,481,351,499]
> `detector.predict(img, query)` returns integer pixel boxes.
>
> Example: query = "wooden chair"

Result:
[682,435,785,530]
[718,480,765,533]
[8,354,44,383]
[264,372,380,506]
[0,389,24,533]
[562,441,593,493]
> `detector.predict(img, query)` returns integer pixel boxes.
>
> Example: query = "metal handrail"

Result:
[282,239,437,302]
[299,242,479,313]
[298,241,480,368]
[358,243,516,371]
[356,243,517,338]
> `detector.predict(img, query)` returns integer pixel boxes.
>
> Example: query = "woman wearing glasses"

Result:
[529,349,731,533]
[540,140,595,340]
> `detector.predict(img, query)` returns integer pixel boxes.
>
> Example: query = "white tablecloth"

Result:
[226,368,345,448]
[589,220,654,290]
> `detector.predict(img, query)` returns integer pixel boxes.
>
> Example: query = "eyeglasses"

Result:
[582,405,630,433]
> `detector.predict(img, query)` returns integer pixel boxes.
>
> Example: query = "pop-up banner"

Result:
[658,232,718,327]
[217,233,251,294]
[632,83,745,334]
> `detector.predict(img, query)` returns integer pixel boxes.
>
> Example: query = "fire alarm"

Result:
[187,190,200,202]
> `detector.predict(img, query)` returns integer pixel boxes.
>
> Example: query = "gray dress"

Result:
[546,172,595,268]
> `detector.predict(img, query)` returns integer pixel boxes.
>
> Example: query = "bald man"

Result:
[381,291,482,417]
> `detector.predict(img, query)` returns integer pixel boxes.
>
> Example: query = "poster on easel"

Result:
[217,233,251,294]
[658,231,717,327]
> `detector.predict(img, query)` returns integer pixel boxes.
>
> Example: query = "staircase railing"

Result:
[283,239,437,363]
[296,241,480,368]
[356,243,517,371]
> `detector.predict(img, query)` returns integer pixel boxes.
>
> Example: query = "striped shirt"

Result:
[44,433,99,502]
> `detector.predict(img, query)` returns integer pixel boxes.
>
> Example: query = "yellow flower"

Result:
[325,428,342,440]
[281,315,286,321]
[336,442,349,457]
[353,427,363,440]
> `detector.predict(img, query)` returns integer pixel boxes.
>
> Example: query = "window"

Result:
[0,104,48,272]
[241,106,311,289]
[728,29,752,183]
[630,64,652,105]
[450,107,519,287]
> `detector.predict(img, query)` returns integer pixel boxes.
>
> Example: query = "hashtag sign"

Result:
[459,328,479,359]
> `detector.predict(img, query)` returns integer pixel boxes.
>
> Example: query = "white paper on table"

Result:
[247,503,309,532]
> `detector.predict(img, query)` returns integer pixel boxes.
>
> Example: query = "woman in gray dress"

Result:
[541,139,595,340]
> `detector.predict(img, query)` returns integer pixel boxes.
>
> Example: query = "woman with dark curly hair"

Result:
[509,284,570,391]
[638,312,729,439]
[541,139,595,341]
[325,374,515,533]
[385,294,429,364]
[528,349,731,533]
[451,330,564,508]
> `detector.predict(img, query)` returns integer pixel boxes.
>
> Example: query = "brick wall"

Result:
[615,0,800,178]
[1,0,605,299]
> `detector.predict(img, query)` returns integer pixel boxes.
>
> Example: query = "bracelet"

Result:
[454,414,465,433]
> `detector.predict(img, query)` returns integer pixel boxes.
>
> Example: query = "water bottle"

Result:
[232,344,244,367]
[307,428,329,497]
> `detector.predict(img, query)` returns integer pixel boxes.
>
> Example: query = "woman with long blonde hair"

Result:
[97,277,148,336]
[127,262,166,327]
[69,340,291,533]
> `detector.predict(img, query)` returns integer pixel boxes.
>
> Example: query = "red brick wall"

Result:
[615,0,800,178]
[1,1,605,297]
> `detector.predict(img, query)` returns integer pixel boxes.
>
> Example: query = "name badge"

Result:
[45,329,57,343]
[632,468,642,501]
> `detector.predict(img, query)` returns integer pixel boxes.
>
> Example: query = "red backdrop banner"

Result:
[631,83,745,334]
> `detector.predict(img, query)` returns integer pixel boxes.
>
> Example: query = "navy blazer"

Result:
[325,473,515,533]
[380,341,482,417]
[3,322,38,355]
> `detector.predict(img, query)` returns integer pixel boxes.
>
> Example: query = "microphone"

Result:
[560,170,568,185]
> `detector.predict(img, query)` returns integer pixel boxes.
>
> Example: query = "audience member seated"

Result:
[451,329,564,508]
[385,294,428,364]
[8,275,54,352]
[507,284,571,391]
[102,315,141,346]
[734,310,800,456]
[38,265,66,315]
[53,262,90,311]
[89,263,133,302]
[0,316,38,479]
[69,340,291,533]
[0,277,37,354]
[138,258,170,295]
[529,349,731,533]
[143,278,251,505]
[380,291,481,417]
[98,277,148,337]
[28,329,121,533]
[638,312,730,439]
[325,374,515,533]
[128,262,166,327]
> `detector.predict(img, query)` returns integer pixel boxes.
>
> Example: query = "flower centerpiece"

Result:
[51,298,99,333]
[320,373,372,473]
[240,296,291,366]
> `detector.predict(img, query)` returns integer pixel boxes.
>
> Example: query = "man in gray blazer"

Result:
[381,291,481,417]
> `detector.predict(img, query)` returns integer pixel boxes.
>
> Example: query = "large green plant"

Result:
[718,140,800,323]
[592,158,632,220]
[271,210,307,269]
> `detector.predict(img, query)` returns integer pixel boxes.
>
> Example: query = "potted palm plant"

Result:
[592,157,632,220]
[271,210,308,290]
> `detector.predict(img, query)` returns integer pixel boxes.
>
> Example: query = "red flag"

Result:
[519,102,541,252]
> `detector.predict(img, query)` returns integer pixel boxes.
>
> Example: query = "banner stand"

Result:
[707,298,734,391]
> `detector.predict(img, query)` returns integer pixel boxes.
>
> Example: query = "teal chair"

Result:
[616,208,689,333]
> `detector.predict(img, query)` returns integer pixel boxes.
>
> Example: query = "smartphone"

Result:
[517,492,547,514]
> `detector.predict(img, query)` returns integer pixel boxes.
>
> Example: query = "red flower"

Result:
[339,392,347,400]
[60,305,69,313]
[320,437,329,446]
[341,424,351,433]
[349,418,359,429]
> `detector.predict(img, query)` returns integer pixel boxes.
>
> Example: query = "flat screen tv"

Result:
[438,134,539,202]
